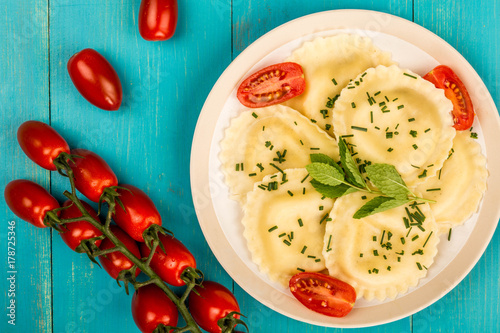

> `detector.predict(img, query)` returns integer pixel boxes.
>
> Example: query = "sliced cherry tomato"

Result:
[113,184,162,242]
[139,234,195,286]
[17,120,70,171]
[98,225,141,279]
[59,200,103,252]
[68,149,118,202]
[188,281,240,333]
[131,284,179,333]
[423,65,474,130]
[289,272,356,317]
[138,0,178,41]
[236,62,305,108]
[4,179,59,228]
[67,48,123,111]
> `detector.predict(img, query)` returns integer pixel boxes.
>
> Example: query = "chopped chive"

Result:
[361,195,367,200]
[386,132,393,139]
[301,246,307,254]
[287,190,294,197]
[319,206,324,211]
[310,119,317,123]
[307,255,316,259]
[398,105,405,110]
[398,257,401,262]
[347,86,355,89]
[355,81,359,86]
[258,184,267,190]
[412,235,420,241]
[403,217,410,229]
[448,228,452,241]
[425,128,431,133]
[294,121,298,125]
[385,96,389,102]
[423,231,433,247]
[374,91,381,96]
[410,130,418,137]
[319,213,329,224]
[383,255,387,260]
[252,112,258,118]
[300,174,309,183]
[235,164,239,171]
[269,163,284,174]
[404,73,418,79]
[412,144,418,150]
[416,262,423,270]
[341,134,354,138]
[315,259,321,262]
[256,163,264,172]
[270,175,277,179]
[388,231,393,241]
[370,111,373,123]
[262,126,265,131]
[248,173,257,177]
[299,139,304,146]
[360,253,364,257]
[298,218,303,227]
[438,169,442,180]
[418,169,428,178]
[373,236,377,241]
[427,164,434,168]
[310,147,320,151]
[373,250,379,256]
[302,188,306,195]
[278,233,286,238]
[417,225,426,232]
[327,235,332,250]
[426,188,441,192]
[381,106,389,112]
[351,102,356,108]
[379,102,386,107]
[373,268,379,274]
[387,147,394,152]
[368,270,372,274]
[351,126,368,132]
[283,240,291,246]
[290,232,294,240]
[395,123,400,130]
[411,164,420,169]
[408,118,416,122]
[406,227,413,238]
[380,230,386,244]
[297,267,305,272]
[332,78,337,85]
[387,266,391,271]
[471,132,478,139]
[401,237,406,245]
[268,226,278,232]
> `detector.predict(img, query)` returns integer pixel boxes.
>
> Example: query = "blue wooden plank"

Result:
[0,0,52,332]
[48,0,232,332]
[414,0,500,331]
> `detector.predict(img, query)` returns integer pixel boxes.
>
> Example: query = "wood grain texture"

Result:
[0,0,499,332]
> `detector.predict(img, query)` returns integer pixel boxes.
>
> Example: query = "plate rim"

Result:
[190,9,500,328]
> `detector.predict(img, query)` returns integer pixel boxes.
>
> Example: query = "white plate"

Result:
[190,10,500,328]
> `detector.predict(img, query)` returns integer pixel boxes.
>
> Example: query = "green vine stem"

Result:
[50,153,207,333]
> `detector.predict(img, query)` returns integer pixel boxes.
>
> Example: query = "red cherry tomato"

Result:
[4,180,59,228]
[423,65,475,130]
[59,200,103,252]
[138,0,178,41]
[188,281,240,333]
[236,62,306,108]
[289,272,356,317]
[139,234,195,286]
[98,225,141,279]
[113,184,161,242]
[131,284,179,333]
[67,48,123,111]
[17,121,70,171]
[68,148,118,202]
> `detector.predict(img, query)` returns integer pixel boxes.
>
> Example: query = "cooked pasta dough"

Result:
[416,131,488,233]
[332,65,456,187]
[220,105,338,203]
[323,192,439,301]
[284,34,395,135]
[243,169,335,286]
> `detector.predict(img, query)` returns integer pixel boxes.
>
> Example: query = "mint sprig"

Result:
[306,138,435,219]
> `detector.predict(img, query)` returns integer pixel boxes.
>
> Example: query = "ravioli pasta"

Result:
[416,131,488,233]
[220,105,338,203]
[332,65,456,187]
[323,192,439,301]
[284,34,395,135]
[242,169,335,286]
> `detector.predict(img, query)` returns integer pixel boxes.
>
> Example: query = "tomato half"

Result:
[289,272,356,317]
[59,200,103,252]
[98,225,141,279]
[69,149,118,202]
[67,49,123,111]
[236,62,305,108]
[138,0,178,41]
[423,65,474,130]
[188,281,240,333]
[139,234,195,286]
[17,120,70,171]
[4,179,60,228]
[113,184,162,242]
[131,284,179,333]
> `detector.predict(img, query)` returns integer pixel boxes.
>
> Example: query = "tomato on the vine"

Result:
[59,200,103,252]
[67,48,123,111]
[17,120,70,171]
[138,0,178,41]
[113,184,162,242]
[188,281,240,333]
[236,62,306,108]
[139,234,195,286]
[423,65,475,130]
[98,225,141,279]
[4,180,60,228]
[289,272,356,317]
[132,284,179,333]
[69,148,118,202]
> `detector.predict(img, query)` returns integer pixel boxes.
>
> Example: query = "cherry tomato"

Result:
[59,200,103,251]
[188,281,240,333]
[68,148,118,202]
[67,48,123,111]
[131,284,179,333]
[236,62,305,108]
[98,225,141,279]
[289,272,356,317]
[138,0,178,41]
[4,180,59,228]
[113,184,161,242]
[139,234,195,286]
[17,121,70,171]
[423,65,474,130]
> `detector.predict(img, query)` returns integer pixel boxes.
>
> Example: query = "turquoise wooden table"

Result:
[1,0,498,332]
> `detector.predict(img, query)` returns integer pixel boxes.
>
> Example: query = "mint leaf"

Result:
[353,196,411,219]
[310,180,358,198]
[310,153,344,174]
[338,138,366,188]
[366,164,411,200]
[306,163,344,186]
